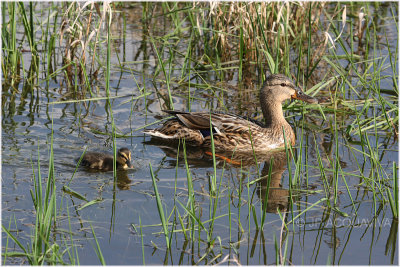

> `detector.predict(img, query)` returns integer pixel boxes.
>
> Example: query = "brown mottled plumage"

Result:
[79,148,132,171]
[144,74,318,152]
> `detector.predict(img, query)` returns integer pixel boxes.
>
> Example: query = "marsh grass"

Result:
[2,1,398,265]
[2,121,105,265]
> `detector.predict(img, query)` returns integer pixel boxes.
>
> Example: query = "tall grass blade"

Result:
[90,223,106,265]
[149,163,170,249]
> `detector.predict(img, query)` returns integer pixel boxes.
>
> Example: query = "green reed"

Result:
[149,163,170,249]
[3,2,18,80]
[3,121,58,264]
[89,222,106,265]
[65,204,79,265]
[138,216,145,265]
[2,118,108,264]
[182,141,196,240]
[149,36,175,110]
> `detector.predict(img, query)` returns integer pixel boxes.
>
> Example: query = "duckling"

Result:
[79,147,132,171]
[144,74,318,152]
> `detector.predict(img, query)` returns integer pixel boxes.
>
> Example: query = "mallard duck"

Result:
[79,148,132,171]
[144,74,318,152]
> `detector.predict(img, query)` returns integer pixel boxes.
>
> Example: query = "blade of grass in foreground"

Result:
[2,216,13,264]
[387,162,398,219]
[139,216,145,265]
[1,225,31,264]
[149,163,170,249]
[207,116,225,245]
[182,140,196,240]
[65,203,79,265]
[89,223,105,265]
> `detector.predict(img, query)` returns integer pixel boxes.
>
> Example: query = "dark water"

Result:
[2,3,398,265]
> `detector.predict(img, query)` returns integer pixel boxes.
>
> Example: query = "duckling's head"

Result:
[116,148,132,169]
[260,74,318,105]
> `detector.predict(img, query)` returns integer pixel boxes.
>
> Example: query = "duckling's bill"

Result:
[126,160,133,168]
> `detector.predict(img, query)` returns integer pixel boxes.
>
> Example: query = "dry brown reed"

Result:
[60,1,112,90]
[196,2,327,61]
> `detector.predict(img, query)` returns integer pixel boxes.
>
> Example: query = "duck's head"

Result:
[117,148,132,169]
[261,74,318,105]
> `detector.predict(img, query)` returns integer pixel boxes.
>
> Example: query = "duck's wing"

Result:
[163,110,217,130]
[233,114,265,128]
[163,110,264,134]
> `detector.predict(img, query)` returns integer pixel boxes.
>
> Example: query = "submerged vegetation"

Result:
[2,1,398,265]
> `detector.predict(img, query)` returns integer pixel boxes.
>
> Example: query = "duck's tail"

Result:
[143,129,176,140]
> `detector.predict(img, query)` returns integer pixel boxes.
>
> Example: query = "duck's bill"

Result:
[292,88,318,104]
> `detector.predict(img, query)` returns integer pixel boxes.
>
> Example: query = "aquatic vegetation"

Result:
[2,2,398,265]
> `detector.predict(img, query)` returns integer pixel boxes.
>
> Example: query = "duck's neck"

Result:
[261,101,295,143]
[262,102,287,128]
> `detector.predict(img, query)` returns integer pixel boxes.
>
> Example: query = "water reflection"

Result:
[116,170,133,190]
[80,167,133,191]
[145,139,290,214]
[257,151,290,213]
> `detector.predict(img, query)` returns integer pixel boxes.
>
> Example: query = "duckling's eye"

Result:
[280,83,287,87]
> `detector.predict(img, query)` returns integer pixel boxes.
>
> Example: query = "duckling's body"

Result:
[79,148,132,171]
[144,74,317,152]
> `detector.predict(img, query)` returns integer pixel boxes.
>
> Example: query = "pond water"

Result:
[2,2,398,265]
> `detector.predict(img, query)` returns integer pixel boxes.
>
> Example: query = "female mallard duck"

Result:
[144,74,318,152]
[79,148,132,171]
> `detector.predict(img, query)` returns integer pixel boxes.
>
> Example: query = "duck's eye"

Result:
[280,83,287,87]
